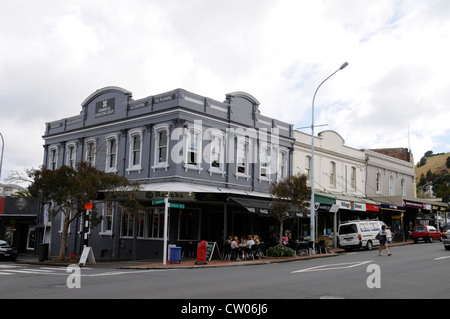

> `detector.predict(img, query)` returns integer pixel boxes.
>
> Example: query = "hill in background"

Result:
[415,152,450,180]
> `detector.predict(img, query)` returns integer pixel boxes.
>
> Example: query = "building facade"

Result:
[41,87,294,259]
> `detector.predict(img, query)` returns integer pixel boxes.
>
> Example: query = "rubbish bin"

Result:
[38,243,49,262]
[169,246,182,264]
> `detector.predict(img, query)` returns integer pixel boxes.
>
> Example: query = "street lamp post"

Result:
[310,62,348,248]
[0,132,4,181]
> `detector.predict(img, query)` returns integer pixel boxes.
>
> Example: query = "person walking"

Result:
[378,225,392,256]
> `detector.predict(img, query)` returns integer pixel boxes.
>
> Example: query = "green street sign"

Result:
[169,203,185,209]
[152,199,165,205]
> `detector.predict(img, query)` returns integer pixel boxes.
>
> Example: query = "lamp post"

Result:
[310,62,348,247]
[0,132,4,181]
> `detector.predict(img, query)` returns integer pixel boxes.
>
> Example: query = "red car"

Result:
[412,225,442,243]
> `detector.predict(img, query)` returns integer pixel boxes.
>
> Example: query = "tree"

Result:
[269,173,311,245]
[27,162,140,261]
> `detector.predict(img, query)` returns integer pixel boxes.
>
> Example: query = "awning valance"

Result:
[229,196,272,215]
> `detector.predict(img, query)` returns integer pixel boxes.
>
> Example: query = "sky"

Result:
[1,0,450,186]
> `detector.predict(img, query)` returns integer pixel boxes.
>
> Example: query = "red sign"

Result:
[195,241,208,265]
[366,204,380,212]
[84,202,93,210]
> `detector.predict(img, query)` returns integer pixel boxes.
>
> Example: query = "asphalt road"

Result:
[1,242,449,301]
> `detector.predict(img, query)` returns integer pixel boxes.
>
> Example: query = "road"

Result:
[1,242,449,301]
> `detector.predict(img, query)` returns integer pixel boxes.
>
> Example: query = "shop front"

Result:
[0,197,38,253]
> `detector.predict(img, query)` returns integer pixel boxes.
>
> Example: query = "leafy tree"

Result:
[446,156,450,169]
[269,173,310,245]
[27,162,140,261]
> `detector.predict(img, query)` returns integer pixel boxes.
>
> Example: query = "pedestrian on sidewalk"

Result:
[378,225,392,256]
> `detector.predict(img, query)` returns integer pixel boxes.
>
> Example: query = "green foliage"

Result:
[266,244,296,257]
[26,161,140,261]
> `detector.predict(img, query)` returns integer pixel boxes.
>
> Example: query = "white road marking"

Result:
[434,256,450,261]
[291,260,373,273]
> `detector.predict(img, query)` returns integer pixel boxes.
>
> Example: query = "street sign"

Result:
[85,202,93,210]
[169,203,185,209]
[152,199,165,205]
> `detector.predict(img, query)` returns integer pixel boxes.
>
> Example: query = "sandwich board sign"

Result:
[78,246,96,267]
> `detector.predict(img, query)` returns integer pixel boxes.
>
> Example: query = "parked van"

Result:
[338,220,392,251]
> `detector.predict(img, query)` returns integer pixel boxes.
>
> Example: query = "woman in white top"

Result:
[378,225,392,256]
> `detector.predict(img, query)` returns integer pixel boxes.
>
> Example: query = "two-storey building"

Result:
[41,86,294,259]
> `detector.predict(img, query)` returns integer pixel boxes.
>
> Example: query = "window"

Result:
[184,128,203,173]
[158,130,168,163]
[305,155,311,180]
[278,150,288,181]
[106,134,118,173]
[121,210,134,237]
[85,139,97,166]
[49,146,58,170]
[208,134,225,176]
[147,208,166,238]
[389,175,394,196]
[137,210,145,238]
[259,144,271,180]
[236,139,248,177]
[330,161,336,187]
[187,130,200,165]
[66,142,77,168]
[152,125,170,171]
[376,172,382,194]
[401,178,406,196]
[127,129,143,173]
[101,202,114,234]
[351,166,356,190]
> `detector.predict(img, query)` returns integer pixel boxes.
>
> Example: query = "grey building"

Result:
[41,87,294,259]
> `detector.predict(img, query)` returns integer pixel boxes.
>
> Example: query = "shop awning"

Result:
[228,196,272,215]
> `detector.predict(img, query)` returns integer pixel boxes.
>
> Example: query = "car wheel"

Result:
[445,246,450,251]
[413,239,418,244]
[428,236,433,243]
[366,241,373,251]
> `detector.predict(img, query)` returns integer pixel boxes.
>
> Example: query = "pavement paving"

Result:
[15,240,414,269]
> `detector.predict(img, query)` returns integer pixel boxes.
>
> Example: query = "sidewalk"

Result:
[16,240,413,269]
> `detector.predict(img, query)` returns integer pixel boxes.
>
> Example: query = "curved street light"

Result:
[310,62,348,248]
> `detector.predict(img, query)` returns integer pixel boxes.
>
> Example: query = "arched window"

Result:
[376,172,382,194]
[330,161,336,187]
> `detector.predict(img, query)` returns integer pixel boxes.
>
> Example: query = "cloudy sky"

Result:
[1,0,450,185]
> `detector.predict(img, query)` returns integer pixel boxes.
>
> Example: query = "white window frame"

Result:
[389,174,395,196]
[330,161,336,187]
[65,141,77,169]
[105,134,119,173]
[376,172,382,194]
[152,124,170,172]
[277,149,288,182]
[48,145,59,170]
[235,137,250,180]
[85,138,97,167]
[99,202,114,236]
[401,178,406,196]
[184,127,203,173]
[127,128,143,174]
[351,166,357,190]
[259,143,271,182]
[207,133,225,176]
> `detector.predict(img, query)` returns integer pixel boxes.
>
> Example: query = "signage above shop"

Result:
[95,98,115,117]
[336,199,365,212]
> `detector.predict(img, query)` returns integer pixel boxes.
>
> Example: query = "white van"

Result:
[338,220,392,251]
